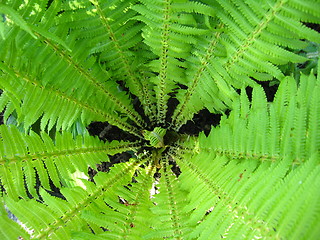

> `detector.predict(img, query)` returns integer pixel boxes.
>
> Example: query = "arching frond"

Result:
[0,1,144,134]
[174,70,320,239]
[177,148,320,239]
[144,158,192,239]
[59,0,156,124]
[206,72,319,163]
[0,125,139,199]
[4,160,142,239]
[78,165,156,239]
[172,0,320,130]
[133,0,214,124]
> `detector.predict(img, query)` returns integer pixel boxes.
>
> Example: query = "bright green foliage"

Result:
[0,125,139,199]
[0,202,29,239]
[177,73,320,239]
[0,0,319,239]
[142,127,167,148]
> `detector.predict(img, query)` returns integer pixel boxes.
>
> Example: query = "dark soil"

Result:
[305,22,320,33]
[88,152,132,181]
[245,80,279,103]
[87,121,140,142]
[179,109,222,136]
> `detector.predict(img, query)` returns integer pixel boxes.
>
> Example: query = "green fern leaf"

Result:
[0,3,37,39]
[4,160,142,239]
[144,159,192,239]
[0,202,29,239]
[0,125,139,199]
[133,0,212,123]
[172,0,320,129]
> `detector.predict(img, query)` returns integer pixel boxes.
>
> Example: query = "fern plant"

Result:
[0,0,319,239]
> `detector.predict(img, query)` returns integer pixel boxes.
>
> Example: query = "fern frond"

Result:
[218,0,319,79]
[259,154,320,239]
[174,70,320,239]
[0,61,140,136]
[60,0,156,123]
[0,125,139,199]
[144,158,192,239]
[176,149,277,239]
[133,0,212,124]
[0,202,29,239]
[0,2,144,133]
[4,159,142,239]
[177,139,320,239]
[80,165,156,239]
[172,0,320,130]
[205,71,319,163]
